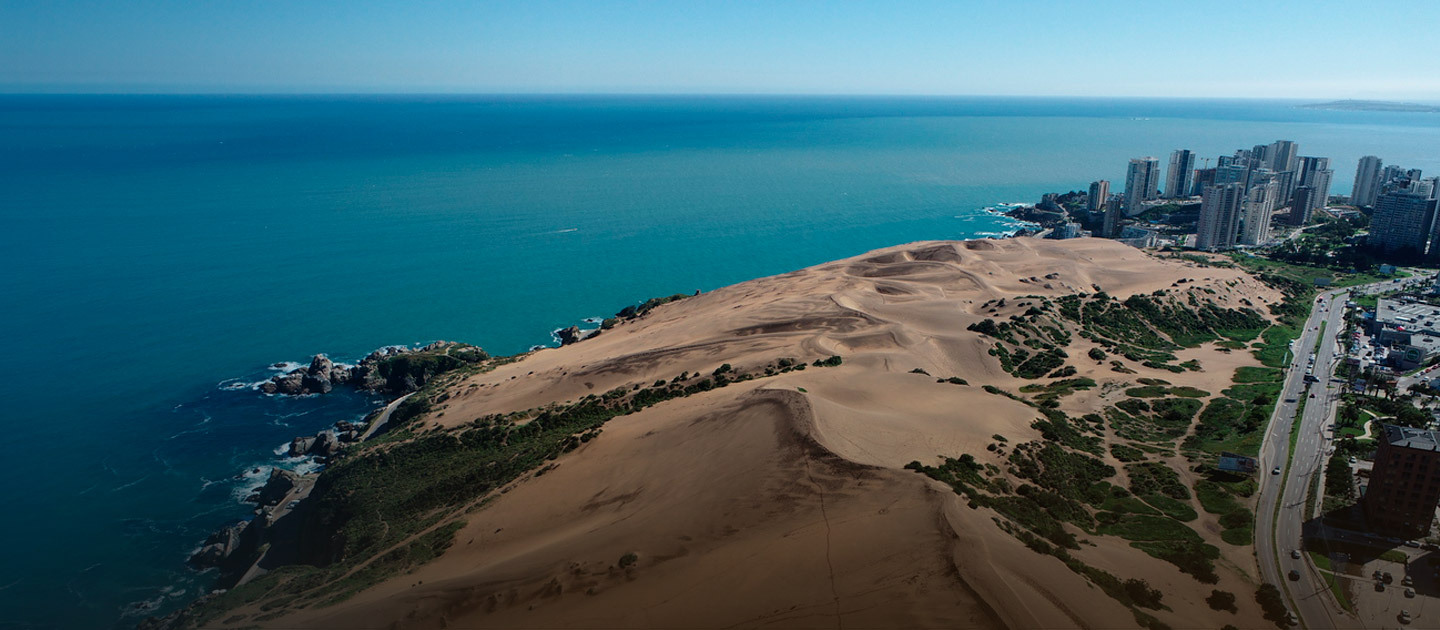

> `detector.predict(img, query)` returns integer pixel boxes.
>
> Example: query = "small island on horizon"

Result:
[1301,99,1440,112]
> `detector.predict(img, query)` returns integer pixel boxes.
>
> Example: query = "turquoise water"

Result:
[3,95,1440,628]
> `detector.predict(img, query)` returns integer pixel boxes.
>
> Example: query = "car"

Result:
[1385,571,1395,583]
[1377,581,1387,592]
[1310,393,1316,398]
[1273,467,1282,475]
[1289,569,1301,581]
[1291,549,1302,559]
[1407,540,1422,548]
[1284,397,1297,403]
[1400,609,1412,624]
[1286,612,1298,626]
[1404,575,1415,586]
[1406,587,1417,598]
[1350,456,1358,464]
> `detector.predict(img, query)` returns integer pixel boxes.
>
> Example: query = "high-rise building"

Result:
[1191,167,1216,196]
[1103,194,1124,238]
[1370,191,1438,254]
[1412,177,1438,199]
[1353,156,1384,208]
[1296,156,1333,216]
[1196,183,1245,251]
[1290,186,1317,226]
[1363,425,1440,538]
[1215,161,1250,186]
[1240,179,1281,245]
[1268,140,1300,174]
[1125,157,1161,211]
[1087,180,1110,212]
[1250,144,1271,170]
[1165,150,1196,199]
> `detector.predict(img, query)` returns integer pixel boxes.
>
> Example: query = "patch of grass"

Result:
[1098,514,1202,542]
[1126,462,1191,500]
[1220,526,1253,546]
[1111,443,1147,463]
[1141,494,1199,522]
[1380,549,1409,563]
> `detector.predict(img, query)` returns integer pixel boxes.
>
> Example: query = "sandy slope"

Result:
[247,238,1282,629]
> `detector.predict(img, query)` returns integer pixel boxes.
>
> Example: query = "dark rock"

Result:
[188,522,245,568]
[328,366,353,385]
[310,431,340,457]
[300,371,332,394]
[556,326,585,346]
[261,371,305,395]
[307,354,333,375]
[256,468,300,506]
[287,436,316,458]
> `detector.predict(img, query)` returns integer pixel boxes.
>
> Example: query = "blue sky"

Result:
[2,0,1437,98]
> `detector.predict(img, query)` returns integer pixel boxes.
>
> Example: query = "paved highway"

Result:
[1256,287,1352,627]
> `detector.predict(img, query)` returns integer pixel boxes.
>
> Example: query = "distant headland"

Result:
[1300,99,1440,113]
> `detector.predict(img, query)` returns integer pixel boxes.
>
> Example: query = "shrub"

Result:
[1207,589,1237,612]
[1124,578,1165,609]
[1255,583,1287,624]
[618,552,638,568]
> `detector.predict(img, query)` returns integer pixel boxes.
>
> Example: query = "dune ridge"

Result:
[207,238,1284,629]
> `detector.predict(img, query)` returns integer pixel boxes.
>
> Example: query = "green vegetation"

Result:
[1126,385,1209,398]
[1186,367,1284,457]
[1206,589,1237,613]
[1254,583,1288,626]
[1019,377,1097,404]
[1323,452,1356,513]
[191,354,845,625]
[1125,462,1191,500]
[1380,549,1409,564]
[600,293,692,329]
[1111,443,1147,462]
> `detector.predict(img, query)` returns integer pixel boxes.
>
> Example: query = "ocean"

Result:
[2,95,1439,629]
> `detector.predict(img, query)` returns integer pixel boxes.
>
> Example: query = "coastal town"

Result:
[1003,144,1440,627]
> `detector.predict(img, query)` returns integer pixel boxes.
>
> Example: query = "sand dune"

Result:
[238,238,1282,629]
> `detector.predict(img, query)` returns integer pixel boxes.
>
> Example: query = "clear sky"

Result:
[2,0,1437,98]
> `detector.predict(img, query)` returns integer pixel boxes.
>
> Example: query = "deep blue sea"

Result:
[3,95,1440,628]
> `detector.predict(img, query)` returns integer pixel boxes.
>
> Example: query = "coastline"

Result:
[146,217,1046,628]
[143,235,1288,630]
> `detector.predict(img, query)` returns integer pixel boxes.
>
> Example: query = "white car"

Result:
[1272,467,1282,475]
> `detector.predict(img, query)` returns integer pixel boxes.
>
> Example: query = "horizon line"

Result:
[2,91,1437,104]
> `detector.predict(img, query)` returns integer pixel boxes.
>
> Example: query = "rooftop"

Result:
[1382,424,1440,451]
[1376,298,1440,333]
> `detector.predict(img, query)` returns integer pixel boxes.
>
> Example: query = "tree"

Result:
[1206,589,1237,612]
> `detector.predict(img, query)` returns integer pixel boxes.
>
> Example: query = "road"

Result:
[1256,286,1352,628]
[359,392,414,441]
[1251,272,1438,628]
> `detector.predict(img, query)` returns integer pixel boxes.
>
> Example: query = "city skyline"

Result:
[3,0,1440,98]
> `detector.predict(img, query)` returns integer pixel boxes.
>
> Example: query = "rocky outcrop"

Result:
[258,353,352,395]
[188,521,245,569]
[254,468,300,506]
[286,435,316,457]
[258,342,488,396]
[556,326,588,345]
[311,430,340,457]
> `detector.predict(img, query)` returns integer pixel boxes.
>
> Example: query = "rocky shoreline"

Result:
[173,342,489,603]
[257,341,486,396]
[143,297,690,628]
